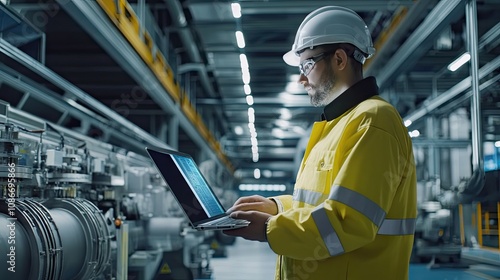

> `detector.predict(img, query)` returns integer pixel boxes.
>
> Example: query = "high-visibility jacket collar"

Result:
[322,76,379,121]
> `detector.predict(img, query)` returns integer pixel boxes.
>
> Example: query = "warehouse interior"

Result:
[1,0,500,279]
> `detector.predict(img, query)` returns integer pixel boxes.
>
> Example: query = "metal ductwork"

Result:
[164,0,228,132]
[178,63,217,98]
[404,53,500,124]
[364,0,437,77]
[164,0,201,63]
[372,0,466,90]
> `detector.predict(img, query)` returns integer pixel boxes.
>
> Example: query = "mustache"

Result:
[303,83,314,90]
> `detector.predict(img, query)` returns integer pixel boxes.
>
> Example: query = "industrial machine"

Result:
[412,177,464,265]
[412,168,488,267]
[0,101,223,280]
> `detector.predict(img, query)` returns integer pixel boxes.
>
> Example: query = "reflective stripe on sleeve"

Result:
[377,218,416,235]
[311,203,345,256]
[328,185,386,227]
[293,189,328,205]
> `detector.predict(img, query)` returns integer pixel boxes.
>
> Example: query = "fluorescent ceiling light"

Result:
[280,108,292,120]
[240,54,248,68]
[236,31,245,48]
[238,184,287,192]
[231,3,241,18]
[262,170,272,178]
[252,153,259,162]
[248,112,255,123]
[447,52,470,72]
[272,128,285,139]
[409,130,420,138]
[254,168,261,179]
[246,95,254,106]
[242,71,251,84]
[252,145,258,153]
[404,120,412,127]
[234,125,244,135]
[244,84,252,95]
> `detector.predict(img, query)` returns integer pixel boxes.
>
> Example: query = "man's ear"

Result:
[334,48,348,70]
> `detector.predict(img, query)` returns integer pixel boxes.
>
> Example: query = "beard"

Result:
[308,64,336,107]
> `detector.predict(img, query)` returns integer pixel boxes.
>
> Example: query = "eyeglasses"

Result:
[299,51,333,76]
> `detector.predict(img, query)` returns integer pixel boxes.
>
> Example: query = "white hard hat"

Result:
[283,6,376,66]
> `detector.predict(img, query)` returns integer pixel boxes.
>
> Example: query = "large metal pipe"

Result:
[364,0,437,77]
[0,39,168,151]
[164,0,228,133]
[0,211,31,280]
[373,0,465,90]
[404,55,500,124]
[178,63,217,98]
[163,0,200,62]
[466,0,482,171]
[0,198,112,280]
[43,198,112,279]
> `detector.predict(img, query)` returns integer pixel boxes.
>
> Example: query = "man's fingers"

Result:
[227,202,260,213]
[229,210,253,220]
[233,195,264,205]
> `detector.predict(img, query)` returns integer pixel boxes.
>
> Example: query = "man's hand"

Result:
[226,195,278,215]
[223,211,271,242]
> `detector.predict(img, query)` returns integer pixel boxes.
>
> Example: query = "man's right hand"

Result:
[226,195,278,215]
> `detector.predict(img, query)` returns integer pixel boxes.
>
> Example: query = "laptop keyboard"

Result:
[204,216,249,226]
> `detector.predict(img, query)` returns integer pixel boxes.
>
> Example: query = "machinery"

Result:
[0,101,224,280]
[412,168,488,267]
[412,178,464,265]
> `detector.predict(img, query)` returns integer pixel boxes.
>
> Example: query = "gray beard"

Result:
[310,90,330,107]
[309,67,335,107]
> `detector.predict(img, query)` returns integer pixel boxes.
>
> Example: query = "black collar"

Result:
[322,76,379,121]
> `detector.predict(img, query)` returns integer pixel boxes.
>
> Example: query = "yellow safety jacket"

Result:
[267,77,417,280]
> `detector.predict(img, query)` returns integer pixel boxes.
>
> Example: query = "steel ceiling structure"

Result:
[1,0,499,189]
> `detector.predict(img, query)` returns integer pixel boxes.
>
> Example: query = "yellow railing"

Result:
[475,202,500,250]
[96,0,233,172]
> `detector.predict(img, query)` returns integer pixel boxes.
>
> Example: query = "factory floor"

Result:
[209,238,500,280]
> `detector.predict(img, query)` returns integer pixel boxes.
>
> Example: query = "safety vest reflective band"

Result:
[295,188,416,235]
[328,185,386,227]
[378,218,416,235]
[310,185,416,256]
[311,204,345,256]
[293,189,327,205]
[312,204,416,257]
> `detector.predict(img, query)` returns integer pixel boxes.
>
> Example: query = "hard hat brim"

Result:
[283,50,300,66]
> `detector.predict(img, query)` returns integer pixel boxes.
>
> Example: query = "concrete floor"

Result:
[210,238,500,280]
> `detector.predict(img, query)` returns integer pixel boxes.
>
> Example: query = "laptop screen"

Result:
[146,148,226,223]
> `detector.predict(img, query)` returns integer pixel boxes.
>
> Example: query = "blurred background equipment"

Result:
[0,100,234,279]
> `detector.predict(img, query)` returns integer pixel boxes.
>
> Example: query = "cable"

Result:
[45,122,64,148]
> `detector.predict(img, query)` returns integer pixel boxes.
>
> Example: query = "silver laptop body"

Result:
[145,147,249,230]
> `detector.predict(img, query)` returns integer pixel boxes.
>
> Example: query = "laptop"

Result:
[145,147,250,230]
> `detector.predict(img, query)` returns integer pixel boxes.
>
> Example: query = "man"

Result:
[224,6,417,280]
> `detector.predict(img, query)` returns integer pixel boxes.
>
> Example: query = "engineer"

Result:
[224,6,417,280]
